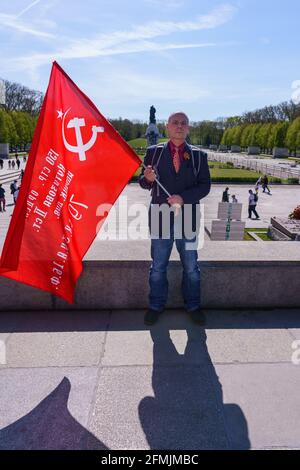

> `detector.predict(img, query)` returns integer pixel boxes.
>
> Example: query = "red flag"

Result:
[0,62,141,303]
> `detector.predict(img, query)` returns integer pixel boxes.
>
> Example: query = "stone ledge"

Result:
[0,260,299,311]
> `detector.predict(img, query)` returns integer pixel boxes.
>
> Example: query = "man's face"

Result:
[166,113,189,141]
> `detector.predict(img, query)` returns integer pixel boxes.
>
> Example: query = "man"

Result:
[10,180,18,205]
[222,187,229,202]
[0,184,6,212]
[261,174,271,194]
[255,176,262,192]
[248,189,260,219]
[13,186,20,204]
[139,112,211,326]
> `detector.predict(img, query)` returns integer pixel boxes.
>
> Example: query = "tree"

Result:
[224,116,242,128]
[189,121,223,146]
[0,109,19,145]
[220,128,231,146]
[257,123,273,153]
[248,124,262,146]
[273,122,289,147]
[3,79,43,115]
[5,113,18,147]
[267,124,278,150]
[221,127,237,146]
[240,125,252,148]
[231,125,245,146]
[286,117,300,154]
[0,109,9,142]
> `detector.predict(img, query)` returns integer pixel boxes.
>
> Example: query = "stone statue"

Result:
[146,105,159,146]
[149,105,156,124]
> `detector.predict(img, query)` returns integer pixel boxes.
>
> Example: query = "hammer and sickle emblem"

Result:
[62,108,104,161]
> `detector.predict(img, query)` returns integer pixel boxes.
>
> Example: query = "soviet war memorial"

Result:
[0,0,300,459]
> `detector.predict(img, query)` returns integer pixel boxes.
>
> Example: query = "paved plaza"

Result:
[1,308,300,450]
[1,178,300,260]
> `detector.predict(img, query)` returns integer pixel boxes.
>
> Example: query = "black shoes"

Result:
[188,308,206,325]
[144,309,162,325]
[144,308,206,326]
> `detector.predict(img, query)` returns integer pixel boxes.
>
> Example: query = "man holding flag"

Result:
[139,112,211,326]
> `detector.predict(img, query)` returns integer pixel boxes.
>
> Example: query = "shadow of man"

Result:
[139,322,250,450]
[0,377,108,450]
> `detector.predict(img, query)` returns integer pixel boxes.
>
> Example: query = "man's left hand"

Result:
[167,195,184,207]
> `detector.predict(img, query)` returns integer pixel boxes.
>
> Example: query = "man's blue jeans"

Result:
[149,233,200,312]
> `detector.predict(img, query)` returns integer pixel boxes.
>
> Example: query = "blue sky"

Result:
[1,0,299,121]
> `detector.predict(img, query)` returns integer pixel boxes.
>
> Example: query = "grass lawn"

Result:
[128,138,168,148]
[8,151,27,157]
[208,162,282,183]
[244,228,273,241]
[210,168,262,178]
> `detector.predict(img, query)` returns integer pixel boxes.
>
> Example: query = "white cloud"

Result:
[0,0,57,38]
[7,3,237,71]
[8,41,219,71]
[0,11,54,38]
[16,0,41,18]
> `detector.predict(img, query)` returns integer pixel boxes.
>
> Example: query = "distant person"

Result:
[222,187,229,202]
[248,189,260,220]
[231,195,238,203]
[16,158,20,170]
[0,184,6,212]
[20,169,24,180]
[23,155,27,163]
[255,176,262,192]
[0,158,3,170]
[11,160,15,169]
[13,186,20,204]
[10,180,18,204]
[8,160,11,169]
[261,174,271,194]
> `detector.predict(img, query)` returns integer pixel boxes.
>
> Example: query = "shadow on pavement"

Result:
[0,308,300,333]
[0,377,108,450]
[139,323,250,450]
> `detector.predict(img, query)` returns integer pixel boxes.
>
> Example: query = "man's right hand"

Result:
[144,165,156,183]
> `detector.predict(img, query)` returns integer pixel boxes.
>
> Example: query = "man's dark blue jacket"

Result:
[138,141,211,236]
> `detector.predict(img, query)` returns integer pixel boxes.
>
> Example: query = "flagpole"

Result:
[141,162,171,197]
[140,162,181,215]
